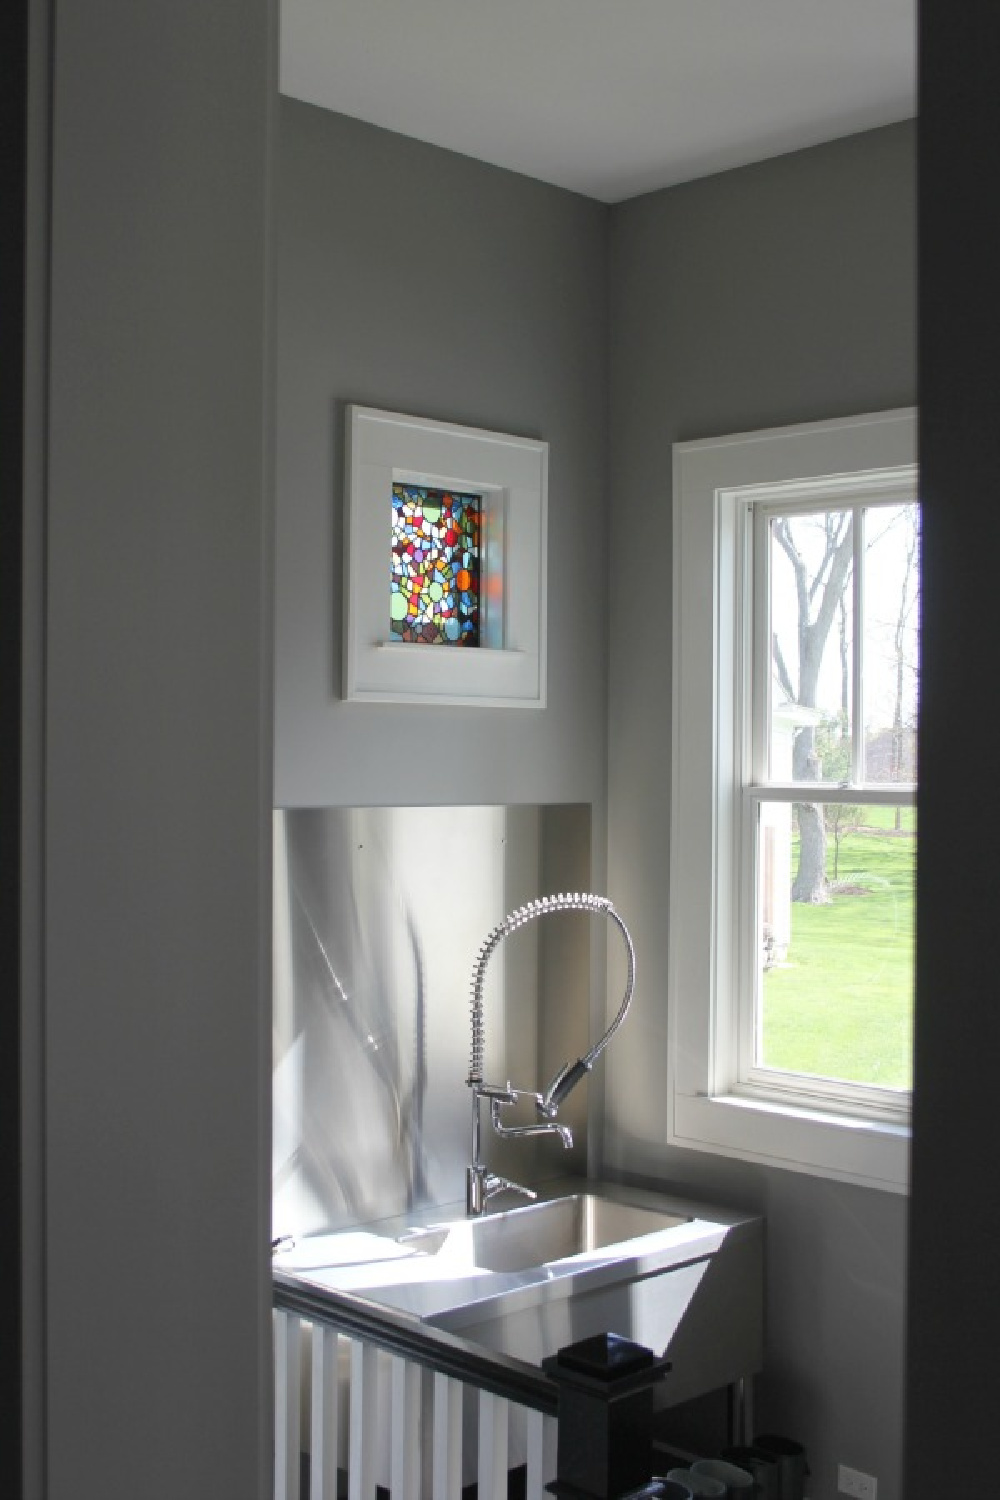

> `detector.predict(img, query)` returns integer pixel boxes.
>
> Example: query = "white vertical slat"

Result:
[390,1355,421,1500]
[477,1392,509,1500]
[348,1340,379,1500]
[274,1310,302,1500]
[310,1326,339,1500]
[525,1410,558,1500]
[432,1373,462,1500]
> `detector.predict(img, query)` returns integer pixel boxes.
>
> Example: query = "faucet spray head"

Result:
[538,1056,593,1118]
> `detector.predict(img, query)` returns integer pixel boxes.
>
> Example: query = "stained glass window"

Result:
[390,483,481,646]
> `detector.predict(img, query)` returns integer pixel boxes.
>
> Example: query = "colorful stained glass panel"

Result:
[390,483,481,646]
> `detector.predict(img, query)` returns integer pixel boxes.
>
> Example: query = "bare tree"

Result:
[826,802,863,881]
[838,592,850,737]
[772,513,854,903]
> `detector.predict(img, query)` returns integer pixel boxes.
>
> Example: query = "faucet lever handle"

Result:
[476,1080,518,1105]
[486,1174,537,1203]
[467,1164,537,1214]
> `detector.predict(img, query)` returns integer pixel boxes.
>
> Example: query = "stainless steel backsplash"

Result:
[273,805,593,1236]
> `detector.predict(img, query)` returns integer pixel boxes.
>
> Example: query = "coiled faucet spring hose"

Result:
[467,891,636,1087]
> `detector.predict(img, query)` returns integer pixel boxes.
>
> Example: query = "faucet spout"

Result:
[490,1095,573,1148]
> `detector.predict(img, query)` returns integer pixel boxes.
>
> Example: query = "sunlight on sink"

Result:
[397,1193,690,1274]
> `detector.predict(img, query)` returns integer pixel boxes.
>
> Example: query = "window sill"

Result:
[670,1088,910,1193]
[353,642,540,707]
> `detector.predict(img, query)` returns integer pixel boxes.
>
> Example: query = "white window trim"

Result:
[667,408,917,1193]
[344,405,548,707]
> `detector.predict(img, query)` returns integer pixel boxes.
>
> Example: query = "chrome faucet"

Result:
[465,892,636,1215]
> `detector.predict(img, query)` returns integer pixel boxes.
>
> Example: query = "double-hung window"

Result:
[668,409,917,1191]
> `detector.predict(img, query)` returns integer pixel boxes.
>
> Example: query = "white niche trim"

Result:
[344,405,548,707]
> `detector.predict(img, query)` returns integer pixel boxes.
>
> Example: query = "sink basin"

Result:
[397,1192,690,1274]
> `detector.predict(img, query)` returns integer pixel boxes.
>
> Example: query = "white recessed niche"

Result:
[343,405,548,707]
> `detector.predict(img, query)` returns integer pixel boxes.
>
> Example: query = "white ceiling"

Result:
[280,1,916,203]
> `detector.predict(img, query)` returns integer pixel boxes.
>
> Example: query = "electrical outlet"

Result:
[838,1463,877,1499]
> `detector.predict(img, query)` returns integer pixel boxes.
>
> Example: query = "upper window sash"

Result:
[748,484,918,795]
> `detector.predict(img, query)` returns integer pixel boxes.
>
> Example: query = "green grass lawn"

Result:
[761,805,915,1090]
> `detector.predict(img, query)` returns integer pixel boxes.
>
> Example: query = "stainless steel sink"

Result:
[397,1192,690,1273]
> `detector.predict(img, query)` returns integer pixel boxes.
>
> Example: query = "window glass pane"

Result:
[862,502,920,783]
[390,483,481,645]
[768,511,853,784]
[756,800,914,1090]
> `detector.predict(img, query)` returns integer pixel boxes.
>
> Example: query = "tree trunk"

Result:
[790,730,831,901]
[793,802,831,903]
[773,514,853,904]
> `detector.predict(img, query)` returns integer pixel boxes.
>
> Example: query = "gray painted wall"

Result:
[605,123,916,1499]
[27,2,275,1495]
[275,100,610,819]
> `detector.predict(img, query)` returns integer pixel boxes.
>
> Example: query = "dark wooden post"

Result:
[543,1333,671,1499]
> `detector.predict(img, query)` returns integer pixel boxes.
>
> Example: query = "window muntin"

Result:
[741,493,919,1113]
